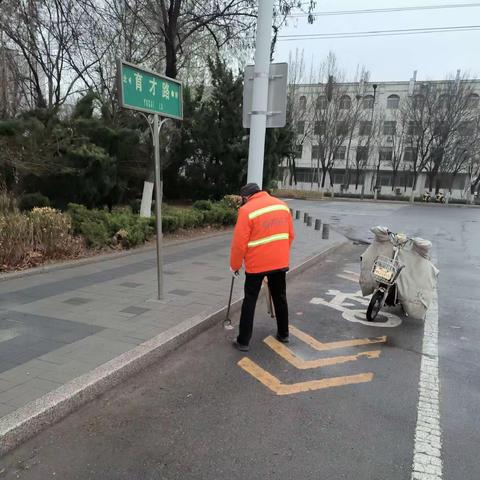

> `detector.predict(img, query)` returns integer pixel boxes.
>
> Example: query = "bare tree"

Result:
[402,77,480,201]
[0,0,96,110]
[342,67,372,190]
[309,53,362,193]
[384,106,407,192]
[401,84,436,202]
[440,113,480,201]
[466,153,480,203]
[282,48,311,187]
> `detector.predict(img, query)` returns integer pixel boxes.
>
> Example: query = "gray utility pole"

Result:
[246,0,274,188]
[153,114,166,300]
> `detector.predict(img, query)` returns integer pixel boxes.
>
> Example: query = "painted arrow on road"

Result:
[237,325,387,396]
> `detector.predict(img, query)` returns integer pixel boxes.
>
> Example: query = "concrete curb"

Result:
[0,237,348,456]
[0,230,232,283]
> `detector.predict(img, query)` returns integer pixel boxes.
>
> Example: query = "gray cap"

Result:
[240,183,261,197]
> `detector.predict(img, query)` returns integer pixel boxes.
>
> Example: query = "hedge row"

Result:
[68,198,238,249]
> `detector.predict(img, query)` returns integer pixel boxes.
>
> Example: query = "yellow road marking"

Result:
[238,357,374,395]
[290,325,387,351]
[263,336,381,369]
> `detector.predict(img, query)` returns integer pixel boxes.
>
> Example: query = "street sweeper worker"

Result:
[230,183,295,351]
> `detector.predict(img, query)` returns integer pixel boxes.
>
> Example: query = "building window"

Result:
[398,172,414,187]
[295,167,316,183]
[339,95,351,109]
[362,95,374,109]
[359,121,372,136]
[299,96,307,110]
[334,146,346,160]
[333,172,345,184]
[403,147,417,162]
[379,147,393,162]
[296,145,303,158]
[407,121,421,136]
[383,121,396,135]
[316,96,327,109]
[311,145,323,159]
[296,121,305,135]
[387,94,400,109]
[467,93,479,109]
[314,121,326,136]
[356,146,369,162]
[379,173,393,187]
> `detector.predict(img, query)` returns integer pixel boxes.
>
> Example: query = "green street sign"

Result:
[118,60,183,120]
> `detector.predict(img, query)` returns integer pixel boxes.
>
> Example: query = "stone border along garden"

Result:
[0,190,241,272]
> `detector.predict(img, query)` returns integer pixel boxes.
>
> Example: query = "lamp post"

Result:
[362,84,377,199]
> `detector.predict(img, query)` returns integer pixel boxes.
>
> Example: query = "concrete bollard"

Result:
[315,219,321,231]
[307,216,312,227]
[295,210,300,220]
[322,223,330,239]
[303,212,309,223]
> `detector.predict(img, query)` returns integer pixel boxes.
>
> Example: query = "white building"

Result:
[279,74,480,200]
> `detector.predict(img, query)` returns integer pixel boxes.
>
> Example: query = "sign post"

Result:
[118,60,183,299]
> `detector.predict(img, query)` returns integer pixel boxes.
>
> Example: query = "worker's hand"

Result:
[230,267,240,278]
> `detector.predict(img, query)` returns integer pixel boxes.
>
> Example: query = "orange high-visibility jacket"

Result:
[230,191,295,274]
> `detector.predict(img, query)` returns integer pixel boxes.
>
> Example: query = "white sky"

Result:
[272,0,480,82]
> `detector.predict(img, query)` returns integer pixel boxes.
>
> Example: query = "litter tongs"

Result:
[223,276,235,330]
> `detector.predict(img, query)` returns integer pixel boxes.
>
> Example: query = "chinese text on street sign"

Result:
[118,60,183,120]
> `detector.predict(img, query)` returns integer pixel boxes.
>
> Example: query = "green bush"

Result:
[193,200,213,211]
[68,200,235,250]
[161,215,180,233]
[68,203,157,249]
[129,199,142,214]
[80,219,110,249]
[67,203,110,235]
[179,209,205,229]
[221,206,238,225]
[114,218,154,248]
[202,203,236,225]
[19,192,50,211]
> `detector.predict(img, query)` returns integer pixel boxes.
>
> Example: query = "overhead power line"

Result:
[277,25,480,41]
[287,2,480,18]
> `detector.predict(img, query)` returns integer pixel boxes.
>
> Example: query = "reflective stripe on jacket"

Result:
[230,191,295,274]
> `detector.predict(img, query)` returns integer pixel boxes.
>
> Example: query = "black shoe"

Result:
[276,334,289,344]
[232,340,249,352]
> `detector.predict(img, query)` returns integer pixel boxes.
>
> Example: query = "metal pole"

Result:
[246,0,274,188]
[153,114,165,300]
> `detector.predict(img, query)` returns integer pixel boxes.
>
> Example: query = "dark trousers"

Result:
[237,271,289,346]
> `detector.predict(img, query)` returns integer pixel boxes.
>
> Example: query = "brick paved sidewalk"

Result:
[0,217,341,419]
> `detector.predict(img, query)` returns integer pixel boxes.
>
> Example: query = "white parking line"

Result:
[411,288,442,480]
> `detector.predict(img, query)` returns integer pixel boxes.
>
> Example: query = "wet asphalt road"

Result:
[1,200,479,480]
